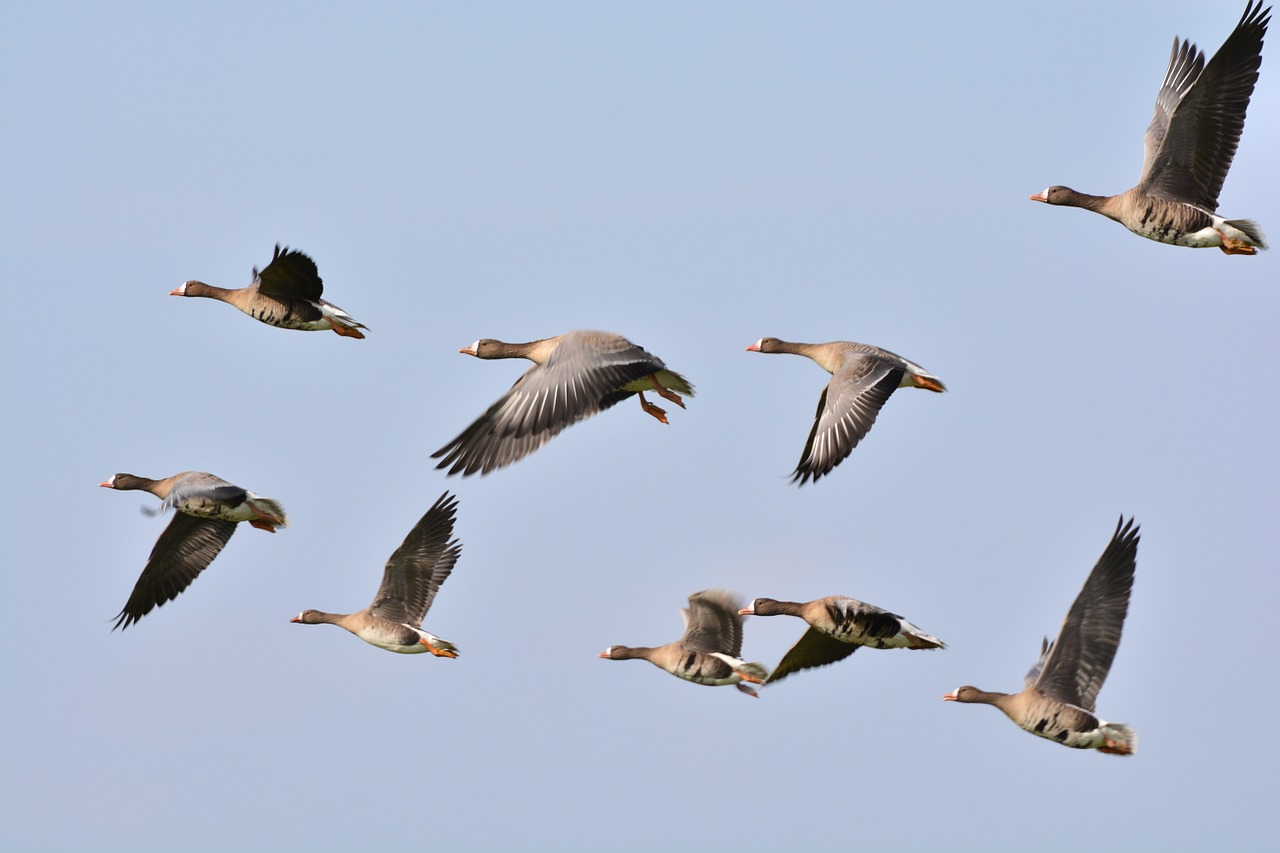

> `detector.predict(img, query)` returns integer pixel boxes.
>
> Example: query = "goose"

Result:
[99,472,287,630]
[432,330,693,477]
[170,244,367,337]
[745,337,945,485]
[943,517,1140,755]
[1031,2,1270,254]
[599,589,769,697]
[291,492,462,657]
[740,595,944,684]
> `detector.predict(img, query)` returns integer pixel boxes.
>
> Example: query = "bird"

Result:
[1030,2,1270,254]
[170,244,368,337]
[291,492,462,656]
[943,517,1140,755]
[432,330,694,477]
[100,471,288,630]
[739,595,945,684]
[599,589,769,697]
[745,337,945,485]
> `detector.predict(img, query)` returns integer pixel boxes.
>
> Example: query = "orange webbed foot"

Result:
[419,638,459,658]
[1218,234,1258,255]
[249,519,278,533]
[331,324,366,339]
[637,392,670,424]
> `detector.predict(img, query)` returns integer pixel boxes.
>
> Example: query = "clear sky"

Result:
[2,2,1277,851]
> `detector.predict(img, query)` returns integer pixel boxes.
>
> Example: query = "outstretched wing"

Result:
[370,492,463,626]
[1032,517,1140,711]
[114,514,238,630]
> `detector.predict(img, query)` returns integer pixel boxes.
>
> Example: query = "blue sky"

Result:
[2,2,1277,851]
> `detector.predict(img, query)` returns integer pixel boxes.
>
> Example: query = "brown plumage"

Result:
[1031,2,1270,253]
[100,471,287,630]
[740,595,944,684]
[171,244,368,337]
[943,517,1140,755]
[745,338,945,485]
[599,590,769,697]
[291,492,462,656]
[432,330,694,477]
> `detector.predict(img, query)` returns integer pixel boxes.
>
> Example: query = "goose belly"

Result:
[176,497,254,523]
[1017,707,1104,749]
[1122,202,1218,247]
[668,651,739,686]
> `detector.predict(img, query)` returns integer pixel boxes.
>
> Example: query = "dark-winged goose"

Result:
[740,595,944,684]
[943,517,1140,755]
[745,338,945,485]
[291,492,462,656]
[171,244,368,337]
[1031,2,1270,253]
[599,589,769,697]
[100,472,287,630]
[432,330,693,477]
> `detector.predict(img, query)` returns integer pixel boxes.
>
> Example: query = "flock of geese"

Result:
[101,2,1269,757]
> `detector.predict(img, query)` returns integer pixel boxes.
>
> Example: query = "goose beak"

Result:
[738,607,754,615]
[941,690,959,701]
[1029,191,1048,203]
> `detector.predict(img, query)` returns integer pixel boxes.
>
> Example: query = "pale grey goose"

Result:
[100,472,287,630]
[432,330,694,477]
[740,595,944,684]
[745,337,945,485]
[1031,2,1269,254]
[599,589,769,697]
[171,244,368,337]
[943,517,1140,755]
[291,492,462,656]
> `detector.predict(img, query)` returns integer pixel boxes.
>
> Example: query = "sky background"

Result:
[2,2,1277,851]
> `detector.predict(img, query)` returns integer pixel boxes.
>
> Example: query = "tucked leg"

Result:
[331,323,366,339]
[419,637,459,658]
[1218,233,1258,255]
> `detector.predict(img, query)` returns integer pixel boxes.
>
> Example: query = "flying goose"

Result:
[740,595,944,684]
[599,589,769,697]
[432,330,693,477]
[100,471,287,630]
[943,517,1140,755]
[745,337,945,485]
[171,244,367,337]
[1031,2,1270,253]
[291,492,462,657]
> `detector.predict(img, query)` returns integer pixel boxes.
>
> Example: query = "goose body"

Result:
[1031,2,1270,254]
[943,517,1141,755]
[171,244,367,337]
[291,492,462,657]
[740,595,944,684]
[432,330,693,477]
[745,337,944,485]
[100,471,287,630]
[599,589,769,697]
